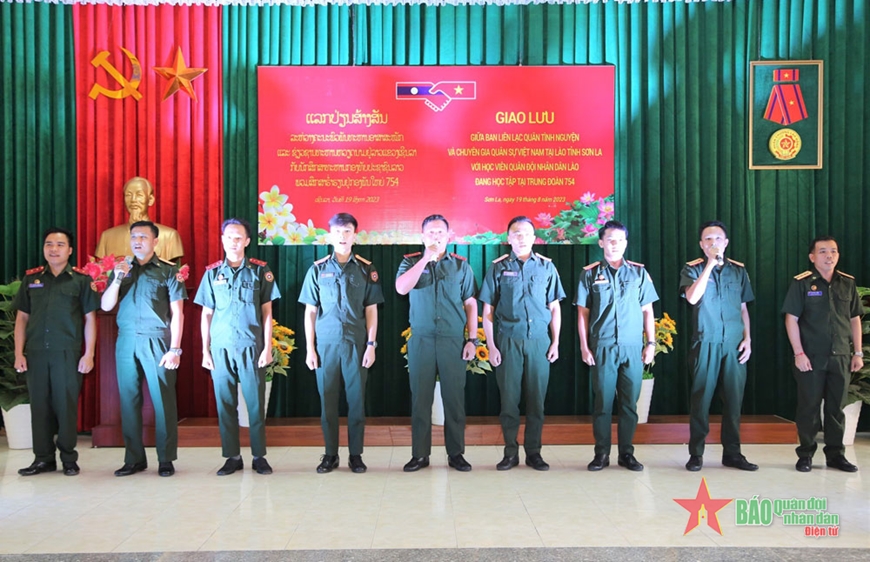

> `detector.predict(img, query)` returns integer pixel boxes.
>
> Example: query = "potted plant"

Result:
[637,312,677,424]
[237,319,295,427]
[0,280,31,448]
[839,287,870,444]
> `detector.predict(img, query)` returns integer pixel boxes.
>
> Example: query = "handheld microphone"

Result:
[117,255,134,280]
[711,246,724,266]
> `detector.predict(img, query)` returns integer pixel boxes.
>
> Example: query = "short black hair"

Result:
[130,221,159,238]
[43,227,74,248]
[698,220,728,239]
[422,214,449,231]
[809,235,838,254]
[598,220,628,240]
[507,216,535,232]
[222,218,252,239]
[328,212,358,231]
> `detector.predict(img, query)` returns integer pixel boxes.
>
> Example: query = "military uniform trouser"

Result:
[116,334,178,464]
[688,341,746,457]
[315,340,368,456]
[408,335,467,458]
[794,354,850,460]
[211,346,267,458]
[591,344,643,456]
[495,336,551,458]
[26,350,82,464]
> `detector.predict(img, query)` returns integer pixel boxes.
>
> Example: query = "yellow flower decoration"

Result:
[476,346,489,361]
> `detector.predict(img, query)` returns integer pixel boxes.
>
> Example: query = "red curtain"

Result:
[74,4,224,429]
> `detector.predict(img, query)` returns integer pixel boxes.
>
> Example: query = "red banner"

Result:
[258,66,614,244]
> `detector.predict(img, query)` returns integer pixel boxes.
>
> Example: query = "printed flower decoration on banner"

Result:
[258,184,328,245]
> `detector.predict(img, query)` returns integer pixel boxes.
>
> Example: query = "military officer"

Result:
[575,221,658,472]
[782,236,862,473]
[101,221,186,477]
[396,215,478,472]
[299,213,384,474]
[479,216,565,471]
[195,218,280,476]
[680,220,756,472]
[13,227,98,476]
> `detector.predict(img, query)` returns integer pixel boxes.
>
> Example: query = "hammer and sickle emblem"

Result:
[88,47,143,100]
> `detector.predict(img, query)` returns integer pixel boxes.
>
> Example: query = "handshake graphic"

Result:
[396,81,477,112]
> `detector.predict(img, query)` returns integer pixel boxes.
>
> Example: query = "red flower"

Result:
[176,264,190,282]
[82,261,103,280]
[99,254,119,271]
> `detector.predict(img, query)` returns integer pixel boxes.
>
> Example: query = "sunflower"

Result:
[477,328,486,341]
[400,344,408,354]
[475,346,489,361]
[401,327,412,340]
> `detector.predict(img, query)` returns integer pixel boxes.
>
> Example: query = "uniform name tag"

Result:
[807,291,823,297]
[594,279,609,285]
[214,279,227,286]
[28,282,44,288]
[502,271,518,277]
[320,272,334,278]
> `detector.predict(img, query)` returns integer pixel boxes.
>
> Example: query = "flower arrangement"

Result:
[643,312,677,380]
[400,316,492,376]
[81,254,121,292]
[267,319,295,382]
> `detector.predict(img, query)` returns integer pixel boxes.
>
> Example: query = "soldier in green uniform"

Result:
[396,215,478,473]
[782,236,862,473]
[101,221,186,477]
[195,218,280,476]
[479,216,565,471]
[13,227,98,477]
[299,213,384,474]
[575,221,658,472]
[680,220,757,472]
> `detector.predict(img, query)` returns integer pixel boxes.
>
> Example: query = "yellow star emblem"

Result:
[153,48,207,102]
[454,85,464,95]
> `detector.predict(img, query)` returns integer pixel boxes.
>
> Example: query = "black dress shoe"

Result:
[448,454,472,472]
[722,454,758,471]
[317,454,339,474]
[826,455,858,473]
[18,461,57,476]
[525,453,550,471]
[217,457,243,476]
[348,455,367,473]
[496,455,519,471]
[158,462,175,477]
[686,455,703,472]
[62,462,80,476]
[618,453,644,471]
[587,453,610,471]
[796,457,813,472]
[403,456,430,472]
[252,457,273,475]
[114,462,147,477]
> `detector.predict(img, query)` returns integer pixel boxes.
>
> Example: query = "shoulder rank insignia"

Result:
[314,256,330,265]
[727,258,745,267]
[205,260,223,271]
[25,265,45,276]
[249,258,267,267]
[404,251,422,259]
[535,252,552,262]
[836,270,855,280]
[355,254,372,265]
[583,261,601,271]
[686,258,704,266]
[794,270,813,280]
[492,254,509,264]
[626,260,645,268]
[72,266,88,276]
[450,253,467,261]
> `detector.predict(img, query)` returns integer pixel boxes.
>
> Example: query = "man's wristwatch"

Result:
[169,348,183,356]
[645,341,657,347]
[366,341,378,348]
[465,338,480,346]
[853,351,864,357]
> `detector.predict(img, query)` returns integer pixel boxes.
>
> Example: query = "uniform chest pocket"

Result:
[723,282,742,307]
[241,281,258,303]
[141,277,162,298]
[528,274,547,299]
[61,284,80,298]
[834,291,852,317]
[320,277,339,303]
[214,283,232,308]
[437,276,461,300]
[592,282,614,306]
[619,279,640,302]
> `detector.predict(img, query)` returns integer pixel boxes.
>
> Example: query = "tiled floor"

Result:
[1,436,868,556]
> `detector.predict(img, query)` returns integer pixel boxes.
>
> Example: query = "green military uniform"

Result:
[194,257,281,459]
[781,267,863,460]
[12,264,98,464]
[575,260,659,456]
[298,253,384,456]
[397,251,478,459]
[478,251,566,458]
[111,255,187,466]
[680,257,754,457]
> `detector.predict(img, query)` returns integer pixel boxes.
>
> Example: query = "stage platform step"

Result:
[152,415,797,449]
